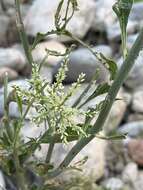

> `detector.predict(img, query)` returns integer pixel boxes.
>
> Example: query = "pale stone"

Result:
[122,162,138,183]
[0,48,26,71]
[132,89,143,113]
[24,0,96,41]
[92,0,116,31]
[104,89,127,134]
[53,45,112,83]
[32,41,66,66]
[0,15,9,46]
[0,67,18,84]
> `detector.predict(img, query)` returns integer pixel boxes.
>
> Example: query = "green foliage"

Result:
[0,0,142,189]
[134,0,143,2]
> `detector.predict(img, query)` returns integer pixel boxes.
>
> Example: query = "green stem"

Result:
[13,121,27,190]
[15,0,33,65]
[3,73,14,141]
[47,27,143,178]
[66,31,99,59]
[46,140,55,163]
[121,23,127,60]
[4,73,9,124]
[13,150,27,190]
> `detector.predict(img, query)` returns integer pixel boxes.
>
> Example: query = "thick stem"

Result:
[47,27,143,178]
[4,73,9,125]
[13,121,27,190]
[14,150,27,190]
[46,141,55,163]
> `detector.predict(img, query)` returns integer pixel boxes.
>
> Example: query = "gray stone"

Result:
[32,40,66,66]
[0,170,5,190]
[134,172,143,190]
[0,79,30,95]
[0,15,10,46]
[6,5,30,44]
[130,2,143,23]
[118,121,143,138]
[0,67,18,84]
[53,45,112,83]
[62,85,126,134]
[104,89,127,134]
[0,170,17,190]
[106,141,129,174]
[92,0,116,32]
[40,66,53,83]
[0,48,26,71]
[107,21,137,41]
[1,0,14,8]
[21,121,46,143]
[127,34,138,50]
[35,137,107,182]
[24,0,96,41]
[118,49,143,90]
[127,113,143,122]
[103,177,124,190]
[122,162,138,183]
[0,80,31,118]
[132,88,143,113]
[126,50,143,90]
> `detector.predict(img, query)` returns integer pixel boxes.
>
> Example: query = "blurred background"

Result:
[1,0,143,189]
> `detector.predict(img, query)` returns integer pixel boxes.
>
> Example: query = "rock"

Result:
[130,2,143,23]
[119,121,143,138]
[92,0,116,32]
[118,49,143,90]
[0,79,30,95]
[53,45,112,83]
[62,85,126,134]
[32,41,66,66]
[122,162,138,183]
[127,34,138,50]
[6,4,31,44]
[104,88,127,134]
[35,138,107,182]
[24,0,96,41]
[127,49,143,89]
[134,172,143,190]
[127,113,143,122]
[106,141,129,174]
[121,162,143,190]
[132,88,143,113]
[0,67,18,84]
[107,20,137,41]
[0,48,26,71]
[0,80,31,118]
[102,177,124,190]
[40,66,53,83]
[1,0,14,8]
[0,15,10,46]
[0,170,5,190]
[126,139,143,166]
[21,121,46,143]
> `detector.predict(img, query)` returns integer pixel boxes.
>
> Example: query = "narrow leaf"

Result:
[96,133,127,140]
[99,53,118,80]
[113,0,133,59]
[78,83,110,108]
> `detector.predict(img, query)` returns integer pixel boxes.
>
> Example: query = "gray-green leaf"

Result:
[113,0,133,59]
[99,53,118,80]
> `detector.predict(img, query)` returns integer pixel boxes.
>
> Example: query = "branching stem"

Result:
[47,27,143,178]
